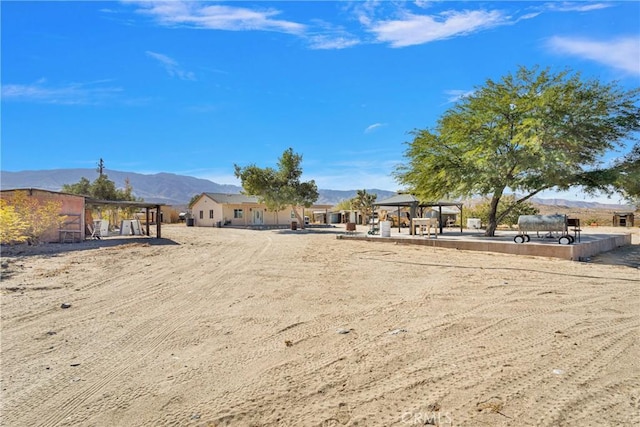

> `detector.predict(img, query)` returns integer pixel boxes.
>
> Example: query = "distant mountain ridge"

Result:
[0,168,396,206]
[0,168,632,209]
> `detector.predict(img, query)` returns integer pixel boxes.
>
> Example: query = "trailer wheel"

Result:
[558,236,571,245]
[514,235,526,244]
[524,235,531,242]
[567,235,575,244]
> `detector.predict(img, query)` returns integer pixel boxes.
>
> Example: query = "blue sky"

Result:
[2,1,639,202]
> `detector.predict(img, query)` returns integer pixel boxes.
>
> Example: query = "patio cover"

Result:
[85,198,165,238]
[373,194,463,234]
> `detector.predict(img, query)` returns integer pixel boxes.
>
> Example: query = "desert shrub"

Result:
[0,191,65,244]
[162,207,181,223]
[0,199,29,244]
[466,196,539,228]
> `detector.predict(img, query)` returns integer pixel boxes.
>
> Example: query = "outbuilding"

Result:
[1,188,87,243]
[613,212,635,227]
[1,188,165,243]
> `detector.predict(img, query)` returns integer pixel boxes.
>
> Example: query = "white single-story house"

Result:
[190,193,332,227]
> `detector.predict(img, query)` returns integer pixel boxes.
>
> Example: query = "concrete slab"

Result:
[337,226,634,261]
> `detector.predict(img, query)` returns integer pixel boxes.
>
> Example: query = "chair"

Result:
[567,218,581,242]
[346,222,357,235]
[87,224,99,240]
[88,219,103,240]
[413,218,438,238]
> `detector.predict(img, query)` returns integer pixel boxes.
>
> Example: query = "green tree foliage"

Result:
[395,65,640,236]
[333,199,353,211]
[234,148,319,228]
[61,177,91,196]
[350,190,377,224]
[466,195,539,229]
[188,194,201,209]
[90,174,119,200]
[63,174,141,202]
[614,143,640,208]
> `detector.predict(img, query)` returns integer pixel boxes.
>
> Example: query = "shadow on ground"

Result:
[589,244,640,268]
[1,237,179,259]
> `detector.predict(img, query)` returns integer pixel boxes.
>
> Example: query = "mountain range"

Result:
[0,168,632,210]
[0,168,396,206]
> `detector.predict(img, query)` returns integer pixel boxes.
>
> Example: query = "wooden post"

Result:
[145,207,150,236]
[156,206,162,238]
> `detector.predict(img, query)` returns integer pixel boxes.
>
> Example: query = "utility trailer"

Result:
[515,214,575,245]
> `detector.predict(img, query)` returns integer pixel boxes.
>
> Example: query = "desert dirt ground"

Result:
[1,224,639,427]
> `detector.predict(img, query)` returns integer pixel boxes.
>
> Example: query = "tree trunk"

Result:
[292,205,305,229]
[484,195,501,237]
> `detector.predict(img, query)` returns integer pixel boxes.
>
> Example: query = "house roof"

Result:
[1,187,86,199]
[1,188,165,209]
[203,193,260,204]
[374,193,420,206]
[374,193,463,210]
[201,193,333,210]
[85,198,165,209]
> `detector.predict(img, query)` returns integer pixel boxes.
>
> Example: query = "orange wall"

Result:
[1,189,85,243]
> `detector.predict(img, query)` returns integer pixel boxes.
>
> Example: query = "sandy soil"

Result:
[1,224,639,426]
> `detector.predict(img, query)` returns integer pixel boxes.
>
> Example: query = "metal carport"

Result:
[373,194,463,235]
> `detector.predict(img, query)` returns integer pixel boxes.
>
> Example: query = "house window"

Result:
[209,210,214,219]
[199,210,203,219]
[234,209,243,219]
[291,210,296,218]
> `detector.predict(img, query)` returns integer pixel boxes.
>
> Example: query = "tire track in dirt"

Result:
[4,229,637,426]
[206,277,637,425]
[3,230,273,427]
[210,239,639,425]
[445,318,638,425]
[200,245,606,421]
[528,325,638,426]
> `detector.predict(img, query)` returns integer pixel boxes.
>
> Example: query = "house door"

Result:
[253,209,264,225]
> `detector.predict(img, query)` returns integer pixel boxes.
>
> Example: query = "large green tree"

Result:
[62,160,141,202]
[395,66,640,236]
[613,143,640,208]
[234,148,319,228]
[61,177,92,196]
[63,174,141,201]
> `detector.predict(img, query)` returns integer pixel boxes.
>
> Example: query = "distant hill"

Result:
[0,168,396,206]
[0,169,240,205]
[529,197,632,211]
[1,168,633,209]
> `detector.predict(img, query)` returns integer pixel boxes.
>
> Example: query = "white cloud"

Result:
[146,51,196,80]
[547,36,640,75]
[367,9,509,47]
[1,79,122,105]
[413,1,433,10]
[443,89,474,103]
[545,2,611,13]
[131,1,305,34]
[307,34,360,50]
[364,123,386,133]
